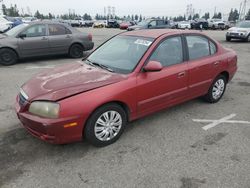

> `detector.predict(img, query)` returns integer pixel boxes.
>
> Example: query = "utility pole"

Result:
[239,0,247,20]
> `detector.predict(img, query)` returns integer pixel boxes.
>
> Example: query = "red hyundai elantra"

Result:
[16,29,237,146]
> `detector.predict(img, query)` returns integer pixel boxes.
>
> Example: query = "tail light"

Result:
[88,33,92,41]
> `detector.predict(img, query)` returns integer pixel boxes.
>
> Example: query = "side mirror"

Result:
[19,33,27,38]
[143,61,163,72]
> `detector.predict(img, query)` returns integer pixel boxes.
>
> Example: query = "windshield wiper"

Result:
[86,59,114,72]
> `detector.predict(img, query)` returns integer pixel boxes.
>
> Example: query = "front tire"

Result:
[0,48,18,66]
[204,75,227,103]
[69,44,83,58]
[244,34,250,42]
[226,36,231,42]
[84,103,127,147]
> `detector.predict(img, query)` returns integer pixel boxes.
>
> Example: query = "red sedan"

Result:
[16,29,237,146]
[120,21,134,30]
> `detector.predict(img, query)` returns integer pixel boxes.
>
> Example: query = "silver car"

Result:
[226,21,250,42]
[0,21,94,65]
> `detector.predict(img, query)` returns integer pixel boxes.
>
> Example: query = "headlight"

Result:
[29,101,60,119]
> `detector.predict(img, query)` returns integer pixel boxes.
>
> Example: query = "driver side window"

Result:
[21,24,46,38]
[149,36,183,67]
[149,21,157,27]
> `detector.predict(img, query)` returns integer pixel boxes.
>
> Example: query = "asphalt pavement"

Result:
[0,28,250,188]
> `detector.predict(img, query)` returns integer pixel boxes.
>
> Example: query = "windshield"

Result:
[5,24,28,36]
[87,36,154,74]
[236,21,250,28]
[138,20,150,26]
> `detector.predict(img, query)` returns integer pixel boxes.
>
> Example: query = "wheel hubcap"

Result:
[212,79,225,100]
[94,111,122,141]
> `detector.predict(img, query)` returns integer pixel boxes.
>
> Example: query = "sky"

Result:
[2,0,246,18]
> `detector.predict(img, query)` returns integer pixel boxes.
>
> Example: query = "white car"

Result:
[226,21,250,42]
[208,19,225,30]
[22,17,38,23]
[177,21,191,29]
[0,16,13,33]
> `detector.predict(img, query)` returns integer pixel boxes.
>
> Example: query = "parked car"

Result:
[191,19,209,30]
[119,21,135,30]
[128,19,171,31]
[70,17,85,27]
[0,16,13,33]
[93,20,106,28]
[22,17,38,23]
[0,21,94,65]
[15,29,237,146]
[84,20,94,27]
[226,21,250,42]
[4,16,23,28]
[208,19,225,30]
[177,21,191,29]
[106,20,120,28]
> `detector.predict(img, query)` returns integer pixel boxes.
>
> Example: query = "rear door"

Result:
[185,34,218,97]
[47,24,73,54]
[18,24,49,57]
[136,36,188,117]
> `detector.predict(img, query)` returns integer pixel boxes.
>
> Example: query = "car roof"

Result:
[28,20,68,25]
[120,29,204,39]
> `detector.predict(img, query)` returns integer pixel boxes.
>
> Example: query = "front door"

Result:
[136,36,188,117]
[18,24,49,57]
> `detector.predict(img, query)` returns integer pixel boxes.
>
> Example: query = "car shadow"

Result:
[0,51,91,67]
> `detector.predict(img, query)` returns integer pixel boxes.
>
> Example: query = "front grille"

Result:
[19,93,27,106]
[230,32,239,36]
[218,23,225,26]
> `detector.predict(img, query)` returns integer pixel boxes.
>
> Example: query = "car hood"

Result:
[229,27,249,32]
[22,62,128,101]
[129,25,145,30]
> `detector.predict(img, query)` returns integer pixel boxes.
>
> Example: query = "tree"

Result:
[2,4,7,15]
[135,14,138,21]
[217,12,222,19]
[34,10,42,19]
[228,9,239,21]
[193,13,200,20]
[48,13,54,19]
[139,15,142,22]
[202,12,210,20]
[246,9,250,20]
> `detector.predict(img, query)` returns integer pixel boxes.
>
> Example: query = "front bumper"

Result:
[226,32,248,39]
[15,99,84,144]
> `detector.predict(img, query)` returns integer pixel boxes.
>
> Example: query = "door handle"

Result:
[66,35,71,39]
[178,71,186,78]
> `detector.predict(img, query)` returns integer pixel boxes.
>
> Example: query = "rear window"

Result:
[48,24,72,35]
[186,35,210,60]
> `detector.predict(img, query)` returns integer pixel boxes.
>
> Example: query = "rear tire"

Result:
[244,34,250,42]
[204,75,227,103]
[0,48,18,66]
[69,44,83,58]
[84,103,127,147]
[226,37,231,42]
